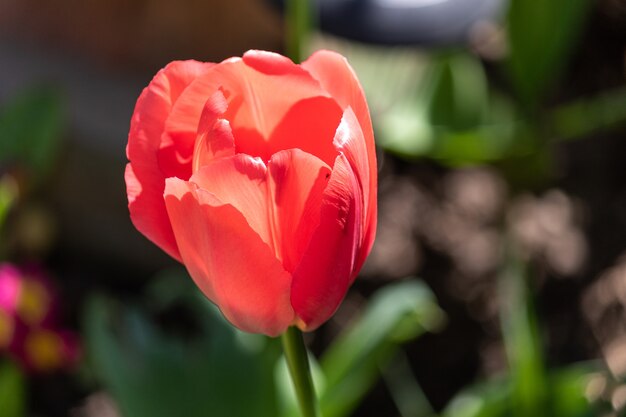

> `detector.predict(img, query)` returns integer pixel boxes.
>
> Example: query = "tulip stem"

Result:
[281,326,321,417]
[286,0,312,63]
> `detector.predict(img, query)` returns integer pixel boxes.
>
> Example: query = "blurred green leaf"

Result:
[443,362,606,417]
[550,362,599,417]
[443,253,608,417]
[443,376,511,417]
[507,0,590,109]
[496,135,553,190]
[500,254,548,417]
[426,53,488,131]
[378,53,530,165]
[0,359,25,417]
[382,350,436,417]
[319,279,444,417]
[0,88,63,180]
[551,87,626,141]
[84,269,279,417]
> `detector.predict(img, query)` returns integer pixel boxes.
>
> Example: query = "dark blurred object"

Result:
[0,0,282,70]
[272,0,506,46]
[0,88,63,186]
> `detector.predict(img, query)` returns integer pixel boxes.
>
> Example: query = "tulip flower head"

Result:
[126,50,377,336]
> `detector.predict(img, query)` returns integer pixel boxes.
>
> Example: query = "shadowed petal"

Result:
[164,178,295,336]
[127,60,212,260]
[268,149,332,273]
[290,154,363,331]
[192,89,236,172]
[261,96,342,167]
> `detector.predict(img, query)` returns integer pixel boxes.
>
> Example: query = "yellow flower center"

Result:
[25,329,64,371]
[18,281,50,325]
[0,310,14,348]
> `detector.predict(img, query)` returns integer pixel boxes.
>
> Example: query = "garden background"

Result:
[1,0,626,416]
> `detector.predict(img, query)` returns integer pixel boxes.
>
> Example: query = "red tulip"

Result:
[125,50,377,336]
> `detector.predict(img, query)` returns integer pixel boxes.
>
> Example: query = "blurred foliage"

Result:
[82,255,617,415]
[378,253,614,417]
[500,253,547,416]
[84,269,280,417]
[442,362,608,417]
[0,359,25,417]
[377,53,528,165]
[84,271,443,417]
[506,0,590,110]
[0,88,64,183]
[551,87,626,141]
[334,0,625,172]
[319,280,444,417]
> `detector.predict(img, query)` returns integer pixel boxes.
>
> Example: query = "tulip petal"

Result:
[190,154,275,252]
[302,50,374,145]
[265,96,343,167]
[333,108,377,277]
[190,150,332,268]
[303,51,378,269]
[221,55,329,154]
[173,51,330,163]
[291,154,363,331]
[268,149,332,273]
[241,50,308,76]
[192,89,236,172]
[164,178,295,336]
[127,60,212,260]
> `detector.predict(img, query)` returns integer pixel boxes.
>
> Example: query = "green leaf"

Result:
[0,88,64,180]
[382,350,436,417]
[378,53,530,165]
[500,255,548,417]
[549,362,599,417]
[506,0,590,109]
[84,270,280,417]
[0,359,25,417]
[319,279,445,417]
[442,376,511,417]
[426,53,489,131]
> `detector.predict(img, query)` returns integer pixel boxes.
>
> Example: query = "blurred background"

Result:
[0,0,626,416]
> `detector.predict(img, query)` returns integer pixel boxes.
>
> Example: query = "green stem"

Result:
[285,0,312,64]
[0,175,18,259]
[0,175,18,230]
[281,327,321,417]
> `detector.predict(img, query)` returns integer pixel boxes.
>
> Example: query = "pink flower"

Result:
[0,263,79,373]
[126,50,377,336]
[0,264,21,313]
